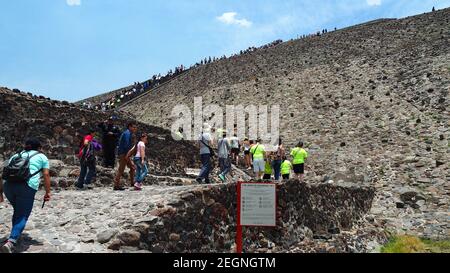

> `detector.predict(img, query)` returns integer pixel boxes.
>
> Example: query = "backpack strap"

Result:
[28,151,41,160]
[26,151,43,179]
[13,151,40,162]
[82,143,94,158]
[251,144,259,154]
[200,135,213,151]
[29,168,44,178]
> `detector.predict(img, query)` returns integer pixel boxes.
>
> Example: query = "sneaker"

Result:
[0,241,15,253]
[195,178,203,184]
[218,174,225,182]
[134,183,142,191]
[83,184,94,190]
[75,185,85,191]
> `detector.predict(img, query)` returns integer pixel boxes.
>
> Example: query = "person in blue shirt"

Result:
[114,122,138,190]
[0,138,51,253]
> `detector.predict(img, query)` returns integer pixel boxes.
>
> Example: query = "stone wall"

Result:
[110,180,375,253]
[0,88,199,176]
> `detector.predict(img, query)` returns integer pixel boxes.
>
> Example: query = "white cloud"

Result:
[66,0,81,6]
[217,12,252,28]
[367,0,382,6]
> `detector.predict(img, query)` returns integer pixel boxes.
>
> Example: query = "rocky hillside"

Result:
[121,9,448,131]
[0,87,199,176]
[117,9,449,239]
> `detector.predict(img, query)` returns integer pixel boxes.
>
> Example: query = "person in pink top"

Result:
[133,133,148,190]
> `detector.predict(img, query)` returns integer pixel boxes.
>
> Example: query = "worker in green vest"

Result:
[263,159,273,180]
[290,141,308,181]
[250,138,265,180]
[280,157,293,180]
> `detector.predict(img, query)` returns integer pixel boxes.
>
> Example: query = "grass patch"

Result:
[422,239,450,253]
[381,235,450,253]
[382,235,426,253]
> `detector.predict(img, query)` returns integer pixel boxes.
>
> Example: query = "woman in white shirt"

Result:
[133,133,148,190]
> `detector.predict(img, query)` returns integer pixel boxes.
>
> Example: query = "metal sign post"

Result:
[236,181,277,253]
[236,181,243,254]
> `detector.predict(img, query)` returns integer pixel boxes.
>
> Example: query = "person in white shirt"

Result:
[133,133,148,190]
[230,134,240,166]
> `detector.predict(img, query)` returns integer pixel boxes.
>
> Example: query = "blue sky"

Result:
[1,0,448,102]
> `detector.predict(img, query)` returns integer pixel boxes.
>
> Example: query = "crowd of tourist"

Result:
[79,27,344,111]
[81,65,187,111]
[80,27,343,112]
[0,117,309,253]
[0,118,146,252]
[80,38,286,112]
[196,124,308,184]
[0,28,322,254]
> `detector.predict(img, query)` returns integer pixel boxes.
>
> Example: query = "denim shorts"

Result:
[253,159,265,173]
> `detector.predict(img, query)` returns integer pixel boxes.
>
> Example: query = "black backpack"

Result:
[80,142,96,165]
[2,151,43,183]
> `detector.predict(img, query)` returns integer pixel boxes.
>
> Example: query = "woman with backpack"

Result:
[272,139,285,181]
[76,130,101,190]
[0,138,51,253]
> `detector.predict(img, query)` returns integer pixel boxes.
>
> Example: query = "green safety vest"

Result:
[291,148,308,165]
[250,144,265,159]
[281,160,292,175]
[264,162,272,175]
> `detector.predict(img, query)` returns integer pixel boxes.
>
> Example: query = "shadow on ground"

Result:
[12,234,44,253]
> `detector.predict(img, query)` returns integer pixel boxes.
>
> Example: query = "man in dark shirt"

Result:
[98,116,121,168]
[114,122,138,190]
